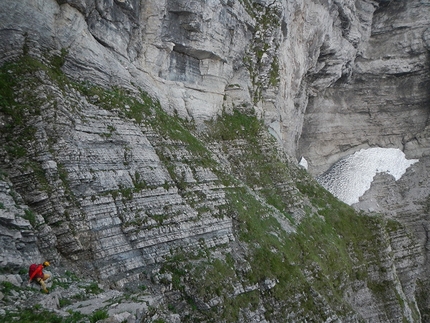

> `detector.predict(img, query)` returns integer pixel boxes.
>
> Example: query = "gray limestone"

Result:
[0,0,430,322]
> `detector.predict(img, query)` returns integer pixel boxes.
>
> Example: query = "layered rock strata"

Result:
[0,70,234,284]
[0,0,430,321]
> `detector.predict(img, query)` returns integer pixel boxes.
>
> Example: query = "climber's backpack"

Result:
[28,263,39,281]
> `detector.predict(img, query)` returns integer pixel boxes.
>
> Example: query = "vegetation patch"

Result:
[0,308,87,323]
[242,1,282,103]
[1,281,21,297]
[206,109,296,220]
[23,209,37,227]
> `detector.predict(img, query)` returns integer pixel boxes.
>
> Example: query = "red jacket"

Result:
[29,264,44,281]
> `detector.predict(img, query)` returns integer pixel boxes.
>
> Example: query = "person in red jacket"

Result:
[28,261,51,293]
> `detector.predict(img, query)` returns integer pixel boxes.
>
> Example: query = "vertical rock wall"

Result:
[1,0,430,321]
[298,0,430,174]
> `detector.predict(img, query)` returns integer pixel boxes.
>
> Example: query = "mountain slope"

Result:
[0,53,423,322]
[0,0,430,322]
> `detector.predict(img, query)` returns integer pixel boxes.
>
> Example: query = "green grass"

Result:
[82,282,103,295]
[59,298,73,308]
[180,184,385,321]
[89,309,108,323]
[206,110,295,219]
[23,209,37,227]
[207,109,261,142]
[1,281,21,296]
[0,308,87,323]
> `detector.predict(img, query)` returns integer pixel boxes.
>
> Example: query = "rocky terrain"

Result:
[0,0,429,322]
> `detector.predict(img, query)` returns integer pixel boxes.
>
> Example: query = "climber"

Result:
[28,261,51,293]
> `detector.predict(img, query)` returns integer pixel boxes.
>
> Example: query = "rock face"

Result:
[0,180,42,268]
[295,1,430,319]
[298,0,430,174]
[0,0,430,322]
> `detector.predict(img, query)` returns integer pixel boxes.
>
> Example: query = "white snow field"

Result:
[316,147,418,205]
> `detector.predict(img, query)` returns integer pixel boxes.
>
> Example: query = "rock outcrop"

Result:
[0,0,430,322]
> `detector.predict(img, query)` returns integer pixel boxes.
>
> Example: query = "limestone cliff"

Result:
[0,0,430,322]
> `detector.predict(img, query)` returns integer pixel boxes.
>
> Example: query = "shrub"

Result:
[90,309,109,323]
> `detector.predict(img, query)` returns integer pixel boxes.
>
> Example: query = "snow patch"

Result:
[299,157,308,169]
[316,148,418,205]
